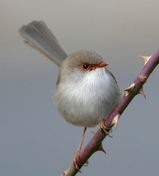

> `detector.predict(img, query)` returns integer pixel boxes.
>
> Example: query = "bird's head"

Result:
[59,50,108,83]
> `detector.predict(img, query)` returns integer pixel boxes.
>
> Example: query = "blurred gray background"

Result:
[1,0,159,175]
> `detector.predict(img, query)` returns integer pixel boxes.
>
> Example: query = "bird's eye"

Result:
[83,63,89,69]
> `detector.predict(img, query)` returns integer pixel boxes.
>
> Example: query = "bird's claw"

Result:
[73,152,81,172]
[99,119,112,137]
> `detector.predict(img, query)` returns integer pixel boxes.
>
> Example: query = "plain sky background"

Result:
[1,0,159,175]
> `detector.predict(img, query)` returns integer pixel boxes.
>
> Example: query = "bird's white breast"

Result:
[55,68,120,127]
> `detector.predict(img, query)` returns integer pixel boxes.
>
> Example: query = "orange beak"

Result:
[96,60,108,68]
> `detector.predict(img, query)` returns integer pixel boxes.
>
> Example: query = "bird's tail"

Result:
[19,21,67,66]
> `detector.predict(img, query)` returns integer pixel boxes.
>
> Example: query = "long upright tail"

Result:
[19,21,67,66]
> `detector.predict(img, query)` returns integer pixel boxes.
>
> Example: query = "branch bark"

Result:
[61,49,159,176]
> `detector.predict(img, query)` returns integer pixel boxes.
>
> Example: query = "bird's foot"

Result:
[99,119,112,137]
[72,147,89,171]
[72,127,88,171]
[73,150,81,171]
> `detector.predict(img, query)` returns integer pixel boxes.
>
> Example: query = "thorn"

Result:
[61,170,68,176]
[139,87,146,99]
[98,143,106,154]
[124,83,135,96]
[139,55,151,65]
[111,114,120,128]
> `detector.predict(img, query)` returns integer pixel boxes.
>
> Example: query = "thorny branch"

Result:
[61,49,159,176]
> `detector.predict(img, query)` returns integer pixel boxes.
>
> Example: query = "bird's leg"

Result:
[73,127,87,170]
[77,127,87,154]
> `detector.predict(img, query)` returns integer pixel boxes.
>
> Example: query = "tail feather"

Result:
[19,21,67,66]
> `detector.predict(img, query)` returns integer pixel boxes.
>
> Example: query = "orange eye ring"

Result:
[79,60,108,71]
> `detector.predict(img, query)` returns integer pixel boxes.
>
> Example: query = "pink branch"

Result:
[61,49,159,176]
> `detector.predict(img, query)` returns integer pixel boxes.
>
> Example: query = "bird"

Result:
[19,21,121,166]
